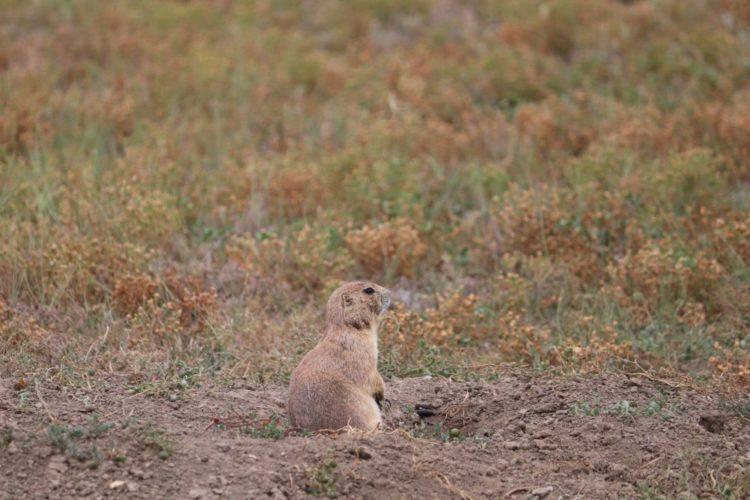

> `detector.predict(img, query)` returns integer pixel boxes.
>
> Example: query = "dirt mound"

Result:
[1,371,748,499]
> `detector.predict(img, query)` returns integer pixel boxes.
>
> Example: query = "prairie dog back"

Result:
[288,281,391,431]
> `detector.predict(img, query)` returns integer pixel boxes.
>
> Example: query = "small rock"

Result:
[109,480,126,490]
[31,446,55,458]
[606,463,628,480]
[533,439,557,450]
[209,475,228,488]
[600,435,617,447]
[591,459,610,473]
[534,402,562,414]
[217,442,231,452]
[699,413,727,434]
[531,485,554,497]
[189,487,209,499]
[503,440,531,450]
[625,377,643,387]
[126,482,139,493]
[48,455,68,473]
[7,442,18,454]
[676,491,699,500]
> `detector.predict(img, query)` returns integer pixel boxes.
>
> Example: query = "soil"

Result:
[1,370,748,499]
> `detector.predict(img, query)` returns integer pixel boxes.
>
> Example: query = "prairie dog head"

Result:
[326,281,391,330]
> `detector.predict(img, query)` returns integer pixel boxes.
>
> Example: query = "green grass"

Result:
[304,458,338,497]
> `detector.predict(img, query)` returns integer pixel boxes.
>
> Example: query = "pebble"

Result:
[108,480,126,490]
[532,485,554,497]
[503,440,531,450]
[48,455,68,473]
[606,463,628,480]
[533,439,557,450]
[534,402,562,414]
[189,487,209,499]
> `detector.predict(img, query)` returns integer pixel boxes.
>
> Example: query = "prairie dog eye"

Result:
[363,287,375,295]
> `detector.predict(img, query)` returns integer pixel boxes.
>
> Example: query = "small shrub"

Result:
[226,223,354,292]
[304,459,337,497]
[345,218,426,278]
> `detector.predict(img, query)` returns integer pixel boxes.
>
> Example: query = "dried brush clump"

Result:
[345,219,426,278]
[6,231,152,307]
[553,318,634,372]
[267,166,325,219]
[226,224,354,292]
[0,299,50,348]
[605,242,725,326]
[483,186,601,282]
[117,271,218,348]
[380,293,484,355]
[712,212,750,267]
[710,341,750,389]
[708,93,750,176]
[515,95,596,157]
[496,310,551,364]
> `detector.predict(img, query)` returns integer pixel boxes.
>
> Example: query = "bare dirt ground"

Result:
[1,370,748,499]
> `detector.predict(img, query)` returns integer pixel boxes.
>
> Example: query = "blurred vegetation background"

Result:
[1,0,749,389]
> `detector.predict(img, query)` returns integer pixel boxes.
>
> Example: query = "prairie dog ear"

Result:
[341,293,354,308]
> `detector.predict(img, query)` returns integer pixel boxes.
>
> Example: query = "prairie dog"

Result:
[288,281,391,431]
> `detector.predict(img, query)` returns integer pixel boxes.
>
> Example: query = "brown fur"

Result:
[288,281,391,431]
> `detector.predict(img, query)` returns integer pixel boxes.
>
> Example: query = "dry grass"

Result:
[0,0,749,392]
